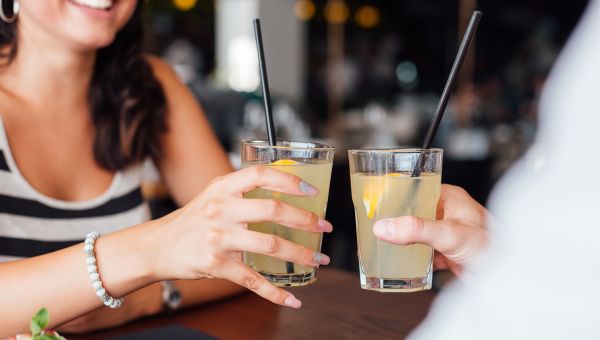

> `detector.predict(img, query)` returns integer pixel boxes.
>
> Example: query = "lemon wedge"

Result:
[362,176,385,219]
[270,159,299,166]
[268,159,299,199]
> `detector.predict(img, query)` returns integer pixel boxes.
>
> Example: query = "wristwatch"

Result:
[161,280,182,313]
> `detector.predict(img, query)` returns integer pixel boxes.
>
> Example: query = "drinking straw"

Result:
[253,19,277,147]
[411,11,482,177]
[253,19,295,274]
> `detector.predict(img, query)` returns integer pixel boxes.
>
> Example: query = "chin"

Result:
[64,0,136,47]
[18,0,137,51]
[83,39,118,50]
[71,31,120,50]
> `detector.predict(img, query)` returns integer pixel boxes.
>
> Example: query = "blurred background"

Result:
[143,0,588,271]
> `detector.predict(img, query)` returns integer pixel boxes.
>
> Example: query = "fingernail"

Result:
[373,219,395,239]
[313,252,330,265]
[299,181,319,196]
[317,219,333,232]
[284,295,302,309]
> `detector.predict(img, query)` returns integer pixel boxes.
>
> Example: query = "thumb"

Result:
[373,216,459,254]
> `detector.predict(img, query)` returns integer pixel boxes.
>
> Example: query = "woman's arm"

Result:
[59,57,242,334]
[147,56,232,205]
[2,166,332,336]
[0,220,157,335]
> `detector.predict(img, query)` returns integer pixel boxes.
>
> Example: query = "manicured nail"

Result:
[313,252,330,265]
[317,219,333,232]
[284,295,302,309]
[373,219,395,239]
[299,181,319,196]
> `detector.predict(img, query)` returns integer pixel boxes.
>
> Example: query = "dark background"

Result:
[144,0,589,271]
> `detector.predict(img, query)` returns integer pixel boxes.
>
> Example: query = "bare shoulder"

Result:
[144,55,182,89]
[143,55,199,117]
[143,55,211,141]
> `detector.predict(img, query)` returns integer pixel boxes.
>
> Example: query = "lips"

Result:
[68,0,114,10]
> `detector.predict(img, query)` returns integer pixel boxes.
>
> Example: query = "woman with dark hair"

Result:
[0,0,333,335]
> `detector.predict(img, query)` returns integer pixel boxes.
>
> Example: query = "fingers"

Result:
[220,260,302,309]
[433,252,450,271]
[224,229,330,267]
[373,216,461,254]
[439,184,487,221]
[218,165,319,197]
[228,198,333,233]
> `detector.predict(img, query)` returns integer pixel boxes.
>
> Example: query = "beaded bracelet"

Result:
[84,231,124,309]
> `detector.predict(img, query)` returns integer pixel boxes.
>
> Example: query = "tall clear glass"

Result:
[242,140,335,287]
[348,148,443,292]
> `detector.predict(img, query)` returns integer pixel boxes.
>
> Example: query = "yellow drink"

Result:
[243,160,333,286]
[350,172,441,292]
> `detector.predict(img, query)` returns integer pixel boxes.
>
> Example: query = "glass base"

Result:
[258,269,317,287]
[359,269,432,292]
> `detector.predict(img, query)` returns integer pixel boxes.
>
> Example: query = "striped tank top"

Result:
[0,116,151,263]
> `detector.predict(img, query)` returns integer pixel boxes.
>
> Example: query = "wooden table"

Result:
[75,269,437,339]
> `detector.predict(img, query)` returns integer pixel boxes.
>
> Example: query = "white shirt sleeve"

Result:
[409,1,600,339]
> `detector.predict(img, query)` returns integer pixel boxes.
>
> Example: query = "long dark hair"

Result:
[0,1,167,171]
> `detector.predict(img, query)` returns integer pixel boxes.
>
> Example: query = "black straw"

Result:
[253,19,277,147]
[253,19,295,275]
[412,11,482,177]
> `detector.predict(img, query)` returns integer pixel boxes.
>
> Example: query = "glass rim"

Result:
[242,139,335,151]
[348,148,443,154]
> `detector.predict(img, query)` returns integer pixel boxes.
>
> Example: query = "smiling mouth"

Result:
[68,0,115,11]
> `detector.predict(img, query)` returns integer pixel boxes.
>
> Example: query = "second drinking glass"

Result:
[349,148,443,292]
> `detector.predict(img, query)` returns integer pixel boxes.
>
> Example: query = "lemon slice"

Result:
[362,176,385,219]
[270,159,299,166]
[268,159,299,199]
[386,173,404,177]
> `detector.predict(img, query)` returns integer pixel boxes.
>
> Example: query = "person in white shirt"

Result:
[374,0,600,338]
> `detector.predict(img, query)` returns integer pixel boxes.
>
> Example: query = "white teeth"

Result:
[71,0,113,10]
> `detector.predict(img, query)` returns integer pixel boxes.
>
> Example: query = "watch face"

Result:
[162,281,182,311]
[169,290,182,309]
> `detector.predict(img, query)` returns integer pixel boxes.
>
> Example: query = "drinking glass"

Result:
[242,140,334,287]
[349,148,442,292]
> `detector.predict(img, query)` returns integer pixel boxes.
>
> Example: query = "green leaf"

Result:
[30,308,49,336]
[30,320,42,337]
[33,335,61,340]
[46,335,66,340]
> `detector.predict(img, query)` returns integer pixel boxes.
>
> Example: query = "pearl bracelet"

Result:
[84,231,124,309]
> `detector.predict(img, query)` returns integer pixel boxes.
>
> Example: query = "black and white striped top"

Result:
[0,116,151,263]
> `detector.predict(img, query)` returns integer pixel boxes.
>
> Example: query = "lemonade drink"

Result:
[348,149,443,292]
[242,141,334,287]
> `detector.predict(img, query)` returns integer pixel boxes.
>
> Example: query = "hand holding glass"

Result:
[242,140,334,287]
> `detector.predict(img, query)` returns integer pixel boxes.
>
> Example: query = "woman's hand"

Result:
[148,165,333,308]
[372,184,488,276]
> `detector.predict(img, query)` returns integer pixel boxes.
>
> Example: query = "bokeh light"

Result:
[396,60,418,90]
[172,0,197,11]
[294,0,316,21]
[227,37,260,92]
[355,5,380,29]
[324,1,349,24]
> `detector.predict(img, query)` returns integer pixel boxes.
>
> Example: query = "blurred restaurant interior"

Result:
[143,0,588,271]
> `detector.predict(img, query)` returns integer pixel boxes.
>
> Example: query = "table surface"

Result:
[75,268,437,340]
